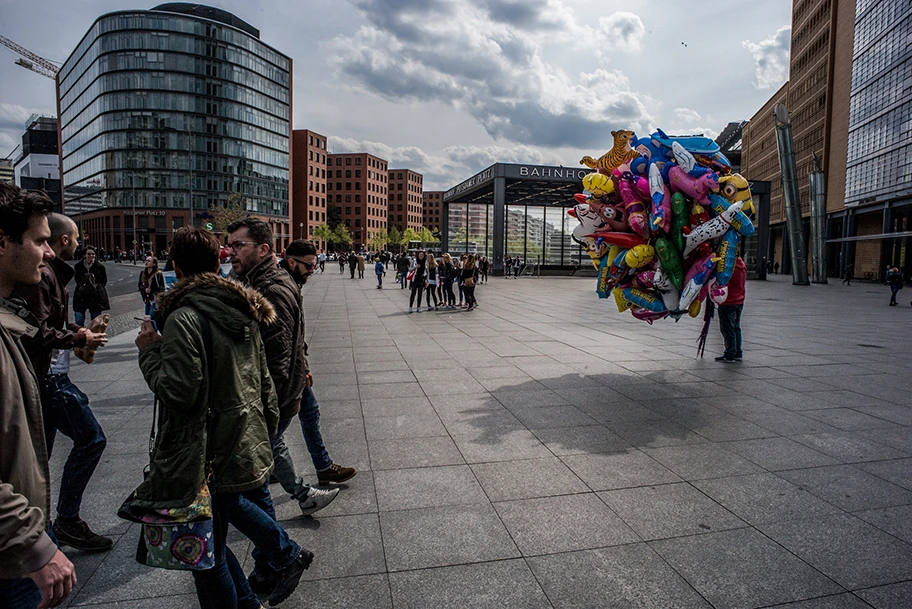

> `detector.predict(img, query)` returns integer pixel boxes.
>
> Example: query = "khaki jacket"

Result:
[0,300,57,577]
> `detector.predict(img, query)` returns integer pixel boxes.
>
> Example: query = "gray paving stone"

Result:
[599,483,747,540]
[313,398,363,419]
[856,458,912,491]
[388,559,550,609]
[608,419,707,448]
[761,514,912,589]
[650,527,843,609]
[292,512,386,581]
[470,457,589,501]
[801,408,902,431]
[532,424,630,455]
[854,505,912,545]
[764,593,880,608]
[450,428,552,463]
[380,504,519,571]
[561,450,681,490]
[364,413,447,441]
[369,435,465,470]
[374,465,487,511]
[722,436,841,471]
[359,382,425,399]
[778,464,912,512]
[855,581,912,608]
[693,473,842,525]
[507,404,598,429]
[275,574,392,608]
[527,544,713,609]
[644,443,765,480]
[494,492,638,555]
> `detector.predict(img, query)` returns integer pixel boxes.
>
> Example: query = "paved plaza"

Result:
[54,271,912,608]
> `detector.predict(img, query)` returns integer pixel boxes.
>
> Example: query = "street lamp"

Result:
[299,222,303,239]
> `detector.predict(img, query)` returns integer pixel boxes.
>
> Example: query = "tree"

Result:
[311,223,335,251]
[418,226,440,245]
[327,202,342,229]
[333,224,353,250]
[367,228,388,252]
[400,228,421,248]
[387,226,402,252]
[209,193,249,235]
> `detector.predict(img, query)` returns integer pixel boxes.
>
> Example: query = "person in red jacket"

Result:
[716,257,746,363]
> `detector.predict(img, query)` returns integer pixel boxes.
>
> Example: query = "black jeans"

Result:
[463,284,476,307]
[192,492,261,609]
[443,280,456,305]
[409,280,425,308]
[425,284,439,307]
[718,304,743,359]
[42,374,106,520]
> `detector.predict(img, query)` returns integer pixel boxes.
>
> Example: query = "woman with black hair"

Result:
[408,250,428,313]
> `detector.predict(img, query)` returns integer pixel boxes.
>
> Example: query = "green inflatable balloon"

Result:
[655,237,684,291]
[671,193,688,254]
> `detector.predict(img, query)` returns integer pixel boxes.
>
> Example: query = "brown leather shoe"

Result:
[317,464,356,484]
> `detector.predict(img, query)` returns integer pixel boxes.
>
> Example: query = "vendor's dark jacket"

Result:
[0,300,56,578]
[243,256,308,421]
[73,259,110,311]
[13,257,87,381]
[134,273,279,508]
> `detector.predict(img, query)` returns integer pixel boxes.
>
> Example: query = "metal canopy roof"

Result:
[443,163,587,207]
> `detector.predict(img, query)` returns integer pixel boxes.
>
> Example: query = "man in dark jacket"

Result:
[13,213,111,553]
[396,254,410,288]
[0,185,77,609]
[226,219,339,518]
[72,247,109,326]
[135,226,310,608]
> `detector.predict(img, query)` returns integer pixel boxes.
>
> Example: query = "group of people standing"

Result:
[378,251,487,312]
[0,183,355,609]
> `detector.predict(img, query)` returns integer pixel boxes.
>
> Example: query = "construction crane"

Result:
[0,34,59,79]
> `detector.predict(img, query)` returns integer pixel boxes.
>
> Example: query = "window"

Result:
[345,170,351,178]
[345,206,352,214]
[335,158,341,166]
[355,170,361,178]
[355,195,361,202]
[345,158,352,165]
[355,158,361,165]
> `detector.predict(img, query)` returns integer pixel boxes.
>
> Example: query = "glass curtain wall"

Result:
[447,203,585,266]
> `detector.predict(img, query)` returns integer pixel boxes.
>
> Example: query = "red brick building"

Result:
[422,191,444,232]
[388,169,424,233]
[327,152,388,250]
[291,129,328,251]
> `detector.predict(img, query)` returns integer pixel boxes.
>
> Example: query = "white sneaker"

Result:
[408,307,413,313]
[298,486,340,516]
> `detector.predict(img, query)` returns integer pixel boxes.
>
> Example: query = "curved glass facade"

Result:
[59,8,290,222]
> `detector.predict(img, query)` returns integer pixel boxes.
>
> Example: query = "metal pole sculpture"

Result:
[808,152,827,284]
[773,103,810,285]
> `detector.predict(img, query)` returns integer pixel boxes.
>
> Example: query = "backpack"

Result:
[78,271,98,299]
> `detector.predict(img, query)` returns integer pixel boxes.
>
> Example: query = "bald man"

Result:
[13,213,112,553]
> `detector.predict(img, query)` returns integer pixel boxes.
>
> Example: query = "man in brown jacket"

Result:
[0,184,76,609]
[14,213,111,552]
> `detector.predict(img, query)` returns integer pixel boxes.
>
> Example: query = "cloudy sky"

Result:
[0,0,792,190]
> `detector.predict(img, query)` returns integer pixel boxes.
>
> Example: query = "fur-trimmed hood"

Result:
[156,273,276,336]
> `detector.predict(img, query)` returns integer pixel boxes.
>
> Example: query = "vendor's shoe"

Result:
[53,517,113,552]
[317,464,357,484]
[714,356,735,363]
[299,486,340,516]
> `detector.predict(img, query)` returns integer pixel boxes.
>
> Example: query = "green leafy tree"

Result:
[400,228,421,248]
[367,228,388,251]
[418,226,440,245]
[387,225,402,252]
[311,223,335,251]
[209,193,249,235]
[333,224,353,250]
[327,202,342,229]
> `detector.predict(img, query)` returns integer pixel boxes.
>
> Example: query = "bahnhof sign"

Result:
[442,163,590,274]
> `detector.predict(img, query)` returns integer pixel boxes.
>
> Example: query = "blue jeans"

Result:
[144,301,156,316]
[718,304,743,359]
[890,285,901,304]
[377,272,383,287]
[300,387,332,472]
[41,374,106,520]
[73,308,102,327]
[0,579,41,609]
[193,492,261,609]
[231,482,300,576]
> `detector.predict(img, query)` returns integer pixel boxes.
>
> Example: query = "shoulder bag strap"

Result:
[194,309,216,478]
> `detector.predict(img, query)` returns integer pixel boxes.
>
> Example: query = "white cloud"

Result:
[597,12,645,53]
[742,26,791,90]
[328,136,563,190]
[327,0,652,148]
[0,103,56,161]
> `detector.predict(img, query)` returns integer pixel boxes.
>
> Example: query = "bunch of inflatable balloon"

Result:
[570,128,754,324]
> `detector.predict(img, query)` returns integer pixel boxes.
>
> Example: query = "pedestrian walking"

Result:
[513,255,522,278]
[138,256,165,317]
[348,251,357,278]
[480,256,489,283]
[504,255,513,278]
[357,253,365,279]
[773,261,779,274]
[887,267,903,306]
[396,254,410,289]
[375,259,385,289]
[72,247,110,326]
[842,264,853,285]
[132,226,306,609]
[716,257,746,363]
[14,212,112,555]
[338,253,346,274]
[318,250,326,273]
[0,184,77,609]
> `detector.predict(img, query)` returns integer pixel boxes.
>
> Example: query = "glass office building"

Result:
[844,0,911,206]
[57,3,291,253]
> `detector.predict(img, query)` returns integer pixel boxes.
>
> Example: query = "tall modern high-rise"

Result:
[57,3,292,254]
[742,0,912,280]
